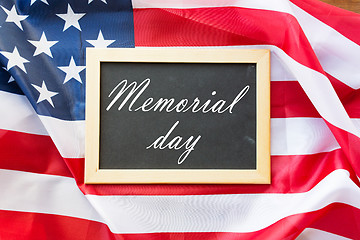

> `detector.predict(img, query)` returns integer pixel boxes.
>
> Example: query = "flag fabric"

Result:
[0,0,360,239]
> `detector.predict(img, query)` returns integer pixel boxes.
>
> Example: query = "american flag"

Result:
[0,0,360,239]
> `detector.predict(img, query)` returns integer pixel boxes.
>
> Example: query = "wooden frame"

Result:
[85,48,270,184]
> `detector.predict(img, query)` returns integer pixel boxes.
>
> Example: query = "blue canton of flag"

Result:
[0,0,134,120]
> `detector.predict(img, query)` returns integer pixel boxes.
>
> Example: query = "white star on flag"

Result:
[86,30,115,48]
[56,4,86,31]
[88,0,107,4]
[1,67,15,83]
[0,47,29,73]
[28,32,58,58]
[8,76,15,83]
[0,5,28,31]
[32,81,58,108]
[58,56,86,84]
[30,0,49,6]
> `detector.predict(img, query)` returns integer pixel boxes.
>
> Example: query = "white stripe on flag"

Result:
[290,3,360,89]
[297,228,352,240]
[0,91,48,135]
[131,0,293,13]
[39,115,85,159]
[0,169,104,223]
[86,169,360,233]
[271,118,340,155]
[0,169,358,234]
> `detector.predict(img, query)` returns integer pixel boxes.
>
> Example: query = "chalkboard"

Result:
[85,48,270,184]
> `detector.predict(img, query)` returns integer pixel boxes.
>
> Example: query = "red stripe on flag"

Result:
[0,210,115,240]
[310,203,360,239]
[271,81,319,118]
[324,120,360,177]
[326,73,360,118]
[342,91,360,118]
[0,202,358,240]
[272,80,360,118]
[0,129,72,178]
[133,7,323,73]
